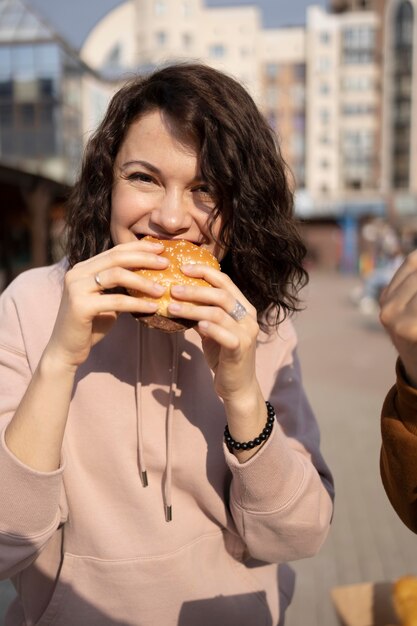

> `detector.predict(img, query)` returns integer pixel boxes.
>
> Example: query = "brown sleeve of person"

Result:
[381,359,417,533]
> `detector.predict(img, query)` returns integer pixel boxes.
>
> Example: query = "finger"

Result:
[170,284,254,321]
[167,301,259,342]
[381,251,417,297]
[91,267,166,298]
[180,263,253,309]
[380,272,417,318]
[74,243,169,276]
[197,319,241,351]
[177,265,257,322]
[87,293,160,316]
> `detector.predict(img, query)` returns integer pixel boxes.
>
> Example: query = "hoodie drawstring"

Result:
[136,322,148,488]
[135,321,180,522]
[164,332,179,522]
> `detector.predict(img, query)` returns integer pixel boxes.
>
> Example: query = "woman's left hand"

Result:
[169,262,268,461]
[168,262,259,401]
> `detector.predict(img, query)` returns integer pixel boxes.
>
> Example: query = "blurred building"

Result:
[323,0,417,268]
[82,0,309,195]
[381,0,417,226]
[82,0,262,101]
[81,0,415,270]
[82,2,309,201]
[0,0,114,287]
[1,0,416,284]
[259,28,307,190]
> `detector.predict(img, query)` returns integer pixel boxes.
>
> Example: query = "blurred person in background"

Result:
[356,226,404,316]
[0,63,333,626]
[380,250,417,532]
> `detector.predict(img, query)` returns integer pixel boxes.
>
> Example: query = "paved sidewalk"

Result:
[2,270,417,625]
[286,270,417,626]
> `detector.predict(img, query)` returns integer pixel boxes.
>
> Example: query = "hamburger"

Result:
[128,235,220,332]
[393,576,417,626]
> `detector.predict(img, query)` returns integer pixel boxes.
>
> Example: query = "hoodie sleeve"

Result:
[0,280,65,580]
[380,359,417,534]
[224,320,334,563]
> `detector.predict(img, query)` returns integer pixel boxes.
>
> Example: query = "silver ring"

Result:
[94,273,103,289]
[229,299,247,322]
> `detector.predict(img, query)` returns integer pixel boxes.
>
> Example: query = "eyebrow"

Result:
[120,159,204,183]
[120,160,161,174]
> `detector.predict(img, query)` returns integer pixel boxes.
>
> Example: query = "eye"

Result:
[125,172,156,184]
[192,184,215,202]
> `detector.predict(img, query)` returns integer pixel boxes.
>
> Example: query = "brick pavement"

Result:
[2,270,417,625]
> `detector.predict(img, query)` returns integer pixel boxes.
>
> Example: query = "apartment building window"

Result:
[341,75,374,91]
[319,31,331,45]
[293,63,306,80]
[343,129,374,150]
[319,82,330,95]
[395,0,413,44]
[342,26,376,63]
[181,1,193,17]
[392,0,414,188]
[103,43,122,72]
[317,56,331,72]
[265,63,279,79]
[155,31,167,46]
[209,44,225,58]
[320,108,330,124]
[14,45,36,79]
[154,0,166,16]
[342,103,376,115]
[293,113,305,131]
[0,46,11,78]
[343,129,374,189]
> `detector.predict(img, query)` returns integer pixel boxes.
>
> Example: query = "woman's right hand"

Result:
[380,250,417,387]
[46,239,169,370]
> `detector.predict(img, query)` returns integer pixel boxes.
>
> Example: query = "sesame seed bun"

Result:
[128,235,220,332]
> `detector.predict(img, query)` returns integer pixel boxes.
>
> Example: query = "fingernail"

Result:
[168,302,181,313]
[171,285,185,295]
[156,256,168,265]
[152,283,166,295]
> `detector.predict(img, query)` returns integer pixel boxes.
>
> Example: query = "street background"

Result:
[2,268,417,625]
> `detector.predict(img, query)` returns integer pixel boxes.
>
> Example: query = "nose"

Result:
[151,187,192,235]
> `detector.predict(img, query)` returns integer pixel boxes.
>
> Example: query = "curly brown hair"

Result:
[66,62,308,328]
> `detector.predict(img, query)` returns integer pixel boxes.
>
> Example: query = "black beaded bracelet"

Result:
[224,401,276,452]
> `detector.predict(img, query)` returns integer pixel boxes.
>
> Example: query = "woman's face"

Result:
[111,109,225,260]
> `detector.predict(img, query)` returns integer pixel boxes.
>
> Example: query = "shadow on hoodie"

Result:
[5,570,276,626]
[178,592,273,626]
[4,558,294,625]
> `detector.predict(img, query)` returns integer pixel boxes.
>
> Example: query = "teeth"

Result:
[136,235,203,247]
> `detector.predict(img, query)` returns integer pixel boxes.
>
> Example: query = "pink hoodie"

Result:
[0,263,333,626]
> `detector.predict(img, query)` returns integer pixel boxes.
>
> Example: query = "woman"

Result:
[0,63,333,626]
